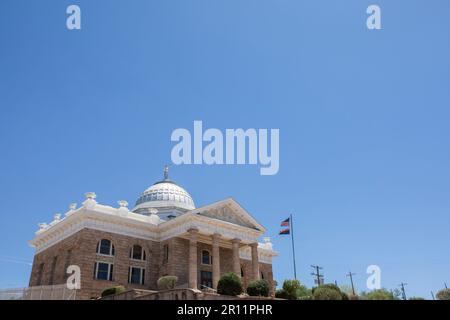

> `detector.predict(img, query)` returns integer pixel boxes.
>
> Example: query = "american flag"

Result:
[281,218,290,227]
[279,217,291,235]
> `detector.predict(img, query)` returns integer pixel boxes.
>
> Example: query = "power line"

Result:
[346,271,357,295]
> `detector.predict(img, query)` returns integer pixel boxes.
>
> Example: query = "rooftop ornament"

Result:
[83,192,97,209]
[117,200,129,217]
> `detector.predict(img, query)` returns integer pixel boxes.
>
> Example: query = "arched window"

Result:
[201,250,212,265]
[96,239,115,256]
[130,245,146,261]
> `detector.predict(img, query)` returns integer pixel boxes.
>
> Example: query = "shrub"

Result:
[281,279,301,300]
[275,279,311,300]
[101,285,125,297]
[247,279,270,297]
[436,289,450,300]
[275,289,288,299]
[313,284,343,300]
[360,289,395,300]
[217,272,243,296]
[157,276,178,290]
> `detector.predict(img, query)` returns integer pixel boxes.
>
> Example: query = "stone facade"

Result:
[29,228,274,300]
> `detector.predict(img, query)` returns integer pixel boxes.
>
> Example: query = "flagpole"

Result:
[290,213,297,280]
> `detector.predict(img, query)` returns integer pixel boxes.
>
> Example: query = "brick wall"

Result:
[29,228,274,299]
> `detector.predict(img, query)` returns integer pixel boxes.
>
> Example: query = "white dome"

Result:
[134,180,195,212]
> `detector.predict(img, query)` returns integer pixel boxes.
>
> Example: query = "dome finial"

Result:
[164,165,169,180]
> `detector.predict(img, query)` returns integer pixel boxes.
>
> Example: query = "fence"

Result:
[0,284,77,300]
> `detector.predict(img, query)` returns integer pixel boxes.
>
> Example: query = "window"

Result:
[94,262,114,281]
[64,250,72,281]
[260,271,265,280]
[130,245,146,261]
[128,266,145,285]
[36,263,44,286]
[163,244,169,263]
[201,250,212,265]
[200,271,213,289]
[241,267,245,278]
[96,239,115,256]
[49,256,58,284]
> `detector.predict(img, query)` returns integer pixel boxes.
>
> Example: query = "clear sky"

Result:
[0,0,449,299]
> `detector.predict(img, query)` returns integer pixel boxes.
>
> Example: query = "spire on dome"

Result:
[164,165,169,180]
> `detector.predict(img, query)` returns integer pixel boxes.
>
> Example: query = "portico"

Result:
[186,228,261,290]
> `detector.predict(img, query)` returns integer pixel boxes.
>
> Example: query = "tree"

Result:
[296,283,312,299]
[247,279,270,297]
[275,279,301,300]
[409,297,425,300]
[360,289,396,300]
[436,289,450,300]
[157,276,178,290]
[217,272,243,296]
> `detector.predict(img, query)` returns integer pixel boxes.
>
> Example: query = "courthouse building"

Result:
[28,168,277,299]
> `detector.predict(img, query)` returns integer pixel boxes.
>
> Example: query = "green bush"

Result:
[217,272,243,296]
[247,279,270,297]
[157,276,178,290]
[275,279,311,300]
[312,284,343,300]
[281,279,301,300]
[436,289,450,300]
[360,289,396,300]
[275,289,288,299]
[101,285,125,297]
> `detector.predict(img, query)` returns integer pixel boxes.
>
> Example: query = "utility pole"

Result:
[431,291,435,300]
[399,283,408,300]
[445,282,448,289]
[311,265,324,286]
[346,271,357,295]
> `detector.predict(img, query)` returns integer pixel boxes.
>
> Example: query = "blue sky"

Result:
[0,0,449,298]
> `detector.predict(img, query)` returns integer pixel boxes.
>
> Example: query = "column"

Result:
[231,238,241,277]
[250,242,260,281]
[188,228,199,289]
[212,233,221,290]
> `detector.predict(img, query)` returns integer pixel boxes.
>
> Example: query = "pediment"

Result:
[193,198,265,231]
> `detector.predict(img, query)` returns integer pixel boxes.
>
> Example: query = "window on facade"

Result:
[241,267,244,278]
[37,263,45,286]
[94,262,114,281]
[163,244,169,263]
[201,250,212,265]
[260,271,265,280]
[64,250,72,280]
[49,256,58,285]
[128,267,145,285]
[96,239,115,256]
[130,245,146,261]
